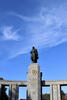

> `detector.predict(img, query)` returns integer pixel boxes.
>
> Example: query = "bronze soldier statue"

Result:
[30,46,39,63]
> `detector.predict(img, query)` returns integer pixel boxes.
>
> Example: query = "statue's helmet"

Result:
[32,46,35,49]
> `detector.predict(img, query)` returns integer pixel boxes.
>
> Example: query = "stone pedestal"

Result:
[27,63,41,100]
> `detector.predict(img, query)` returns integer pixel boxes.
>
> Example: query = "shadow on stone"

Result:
[0,85,8,100]
[27,90,32,100]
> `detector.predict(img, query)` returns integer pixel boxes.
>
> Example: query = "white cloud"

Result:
[10,46,31,58]
[8,12,40,22]
[1,26,20,41]
[27,3,67,48]
[1,3,67,58]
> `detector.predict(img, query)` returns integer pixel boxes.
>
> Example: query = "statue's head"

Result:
[32,46,35,49]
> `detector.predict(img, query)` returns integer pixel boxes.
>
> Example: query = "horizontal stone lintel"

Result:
[0,80,27,86]
[42,80,67,86]
[0,80,67,86]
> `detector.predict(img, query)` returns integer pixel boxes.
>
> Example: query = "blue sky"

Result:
[0,0,67,98]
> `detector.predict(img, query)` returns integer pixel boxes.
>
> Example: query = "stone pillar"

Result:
[53,84,58,100]
[9,84,19,100]
[0,84,1,99]
[16,85,19,100]
[58,84,61,100]
[50,85,53,100]
[50,84,61,100]
[27,63,41,100]
[9,85,12,100]
[40,72,42,100]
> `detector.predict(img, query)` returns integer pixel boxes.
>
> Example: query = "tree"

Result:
[61,90,65,100]
[1,85,8,100]
[42,94,50,100]
[0,78,8,100]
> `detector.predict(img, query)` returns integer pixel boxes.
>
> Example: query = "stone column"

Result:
[9,85,12,100]
[50,85,53,100]
[0,84,1,99]
[58,84,61,100]
[16,85,19,100]
[9,84,19,100]
[53,84,58,100]
[27,63,41,100]
[50,84,61,100]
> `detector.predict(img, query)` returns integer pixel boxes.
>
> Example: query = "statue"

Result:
[30,46,39,63]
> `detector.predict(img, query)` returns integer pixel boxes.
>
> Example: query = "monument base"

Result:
[27,63,41,100]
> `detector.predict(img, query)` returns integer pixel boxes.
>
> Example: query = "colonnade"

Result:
[0,63,67,100]
[0,80,67,100]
